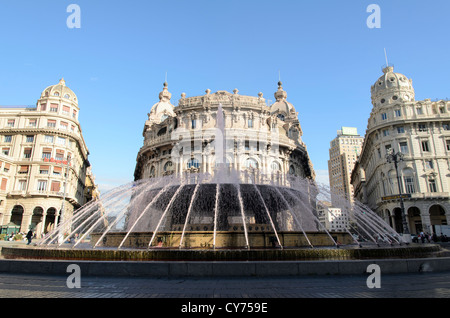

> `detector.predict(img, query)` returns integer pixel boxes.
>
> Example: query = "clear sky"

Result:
[1,0,449,192]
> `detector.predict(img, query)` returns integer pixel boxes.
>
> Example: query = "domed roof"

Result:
[148,82,176,124]
[371,66,415,105]
[271,81,295,116]
[41,78,78,103]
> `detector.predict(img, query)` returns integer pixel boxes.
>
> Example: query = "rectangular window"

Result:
[37,180,47,192]
[28,119,37,127]
[2,148,10,156]
[62,106,70,116]
[421,140,430,152]
[53,166,62,175]
[17,180,27,191]
[4,135,12,143]
[40,103,47,111]
[381,113,387,120]
[18,165,29,174]
[50,181,60,192]
[191,119,196,129]
[400,142,408,154]
[446,140,450,151]
[382,129,389,137]
[0,178,7,191]
[425,160,434,169]
[26,135,34,143]
[416,107,423,115]
[47,120,56,128]
[72,110,77,119]
[397,126,405,134]
[429,179,437,193]
[60,122,68,130]
[55,149,64,161]
[57,137,66,145]
[39,166,49,174]
[385,144,392,154]
[50,104,58,112]
[418,124,427,132]
[7,119,14,127]
[44,135,54,143]
[245,140,250,151]
[443,122,450,131]
[404,177,415,194]
[42,148,52,160]
[248,119,253,128]
[395,109,402,117]
[23,148,32,159]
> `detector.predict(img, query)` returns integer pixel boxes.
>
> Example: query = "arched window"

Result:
[289,165,295,175]
[271,161,280,172]
[164,161,173,172]
[277,114,285,121]
[157,127,167,136]
[10,205,24,226]
[149,166,155,177]
[245,158,258,169]
[187,158,200,169]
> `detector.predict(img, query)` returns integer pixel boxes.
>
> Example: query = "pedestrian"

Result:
[26,230,33,245]
[420,231,425,243]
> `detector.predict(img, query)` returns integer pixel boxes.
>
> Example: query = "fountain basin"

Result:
[1,244,442,262]
[90,231,353,249]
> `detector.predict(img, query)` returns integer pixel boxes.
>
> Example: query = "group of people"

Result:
[415,231,448,243]
[3,230,35,245]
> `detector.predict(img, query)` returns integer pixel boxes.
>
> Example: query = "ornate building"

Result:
[0,79,97,237]
[134,81,315,183]
[351,66,450,235]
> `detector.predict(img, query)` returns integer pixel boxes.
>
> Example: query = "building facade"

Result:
[351,66,450,235]
[317,201,349,233]
[0,79,97,237]
[134,81,315,182]
[327,127,364,205]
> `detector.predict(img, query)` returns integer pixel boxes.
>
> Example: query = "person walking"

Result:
[26,230,33,245]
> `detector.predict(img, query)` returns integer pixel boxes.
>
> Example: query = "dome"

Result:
[371,66,415,106]
[148,82,176,124]
[41,78,78,103]
[271,81,295,116]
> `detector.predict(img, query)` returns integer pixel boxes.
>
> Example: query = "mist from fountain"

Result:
[37,103,407,251]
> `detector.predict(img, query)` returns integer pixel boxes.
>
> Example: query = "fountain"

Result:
[1,102,441,263]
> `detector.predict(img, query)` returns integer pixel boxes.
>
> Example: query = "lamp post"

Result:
[56,157,71,244]
[386,148,410,243]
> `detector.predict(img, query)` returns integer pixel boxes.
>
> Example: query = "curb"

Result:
[1,257,450,277]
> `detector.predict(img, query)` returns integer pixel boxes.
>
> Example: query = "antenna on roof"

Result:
[384,48,389,67]
[278,70,281,82]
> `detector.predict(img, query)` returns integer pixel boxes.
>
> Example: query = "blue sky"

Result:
[1,0,449,192]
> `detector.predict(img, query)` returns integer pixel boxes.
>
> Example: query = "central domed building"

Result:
[134,82,315,181]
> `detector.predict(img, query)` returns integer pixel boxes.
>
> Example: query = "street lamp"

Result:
[56,157,71,244]
[386,148,410,243]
